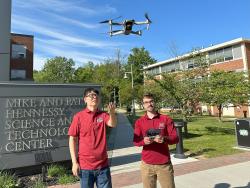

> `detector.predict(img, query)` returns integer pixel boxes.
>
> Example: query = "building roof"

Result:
[11,33,34,38]
[144,37,250,70]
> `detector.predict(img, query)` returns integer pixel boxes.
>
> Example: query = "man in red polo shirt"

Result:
[68,88,116,188]
[133,93,179,188]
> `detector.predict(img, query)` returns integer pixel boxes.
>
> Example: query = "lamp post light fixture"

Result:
[124,63,135,117]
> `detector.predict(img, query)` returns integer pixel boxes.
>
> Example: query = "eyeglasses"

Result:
[86,93,98,99]
[143,100,154,105]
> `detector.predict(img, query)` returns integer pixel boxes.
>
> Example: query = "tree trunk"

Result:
[217,104,222,121]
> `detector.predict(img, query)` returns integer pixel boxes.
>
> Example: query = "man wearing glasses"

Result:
[133,93,179,188]
[68,88,116,188]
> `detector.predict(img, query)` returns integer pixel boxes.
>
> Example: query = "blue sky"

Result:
[11,0,250,70]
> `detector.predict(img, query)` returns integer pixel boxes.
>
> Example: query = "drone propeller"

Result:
[144,13,152,30]
[145,13,152,23]
[99,20,110,24]
[99,16,122,24]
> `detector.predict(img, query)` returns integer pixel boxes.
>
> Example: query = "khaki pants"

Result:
[140,161,175,188]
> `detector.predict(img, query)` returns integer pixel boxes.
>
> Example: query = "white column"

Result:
[0,0,11,81]
[241,43,248,72]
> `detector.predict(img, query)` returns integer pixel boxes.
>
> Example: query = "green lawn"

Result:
[127,111,244,158]
[180,116,243,158]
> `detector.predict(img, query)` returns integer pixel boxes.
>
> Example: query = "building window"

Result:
[188,63,194,69]
[147,67,160,75]
[208,51,217,64]
[209,45,242,64]
[224,47,233,61]
[233,45,242,59]
[161,61,180,72]
[215,49,224,63]
[11,69,26,79]
[12,44,27,59]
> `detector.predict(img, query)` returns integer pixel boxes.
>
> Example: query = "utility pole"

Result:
[0,0,11,81]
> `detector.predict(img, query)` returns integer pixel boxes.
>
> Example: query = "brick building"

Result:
[10,33,34,80]
[143,38,250,117]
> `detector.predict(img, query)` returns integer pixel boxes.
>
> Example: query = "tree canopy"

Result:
[34,56,75,83]
[201,70,250,120]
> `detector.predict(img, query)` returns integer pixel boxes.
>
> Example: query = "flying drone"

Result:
[100,13,152,36]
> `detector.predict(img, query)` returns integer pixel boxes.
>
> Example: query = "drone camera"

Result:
[146,128,161,138]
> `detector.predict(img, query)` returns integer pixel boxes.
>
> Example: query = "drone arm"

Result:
[111,22,123,25]
[130,30,142,36]
[110,30,125,36]
[134,21,147,25]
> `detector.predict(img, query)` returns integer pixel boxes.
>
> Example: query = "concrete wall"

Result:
[0,83,101,175]
[0,0,11,81]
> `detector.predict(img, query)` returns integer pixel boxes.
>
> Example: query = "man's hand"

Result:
[72,162,80,177]
[144,136,153,145]
[107,102,117,127]
[107,102,116,114]
[154,135,164,143]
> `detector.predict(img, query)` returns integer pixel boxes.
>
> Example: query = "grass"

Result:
[180,116,242,158]
[0,172,17,188]
[57,174,79,185]
[47,164,79,185]
[127,110,244,158]
[31,178,46,188]
[47,164,67,178]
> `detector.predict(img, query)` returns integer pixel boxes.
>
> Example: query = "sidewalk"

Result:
[49,112,250,188]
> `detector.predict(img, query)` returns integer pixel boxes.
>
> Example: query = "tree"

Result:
[34,56,75,83]
[119,79,133,106]
[201,71,250,121]
[142,82,166,110]
[92,60,122,105]
[149,50,208,121]
[127,47,157,84]
[74,61,94,83]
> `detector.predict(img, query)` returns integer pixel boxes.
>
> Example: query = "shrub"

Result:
[47,164,67,177]
[31,177,45,188]
[0,172,16,188]
[58,174,79,185]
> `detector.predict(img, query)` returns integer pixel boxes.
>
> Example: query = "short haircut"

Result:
[143,93,154,99]
[84,88,99,97]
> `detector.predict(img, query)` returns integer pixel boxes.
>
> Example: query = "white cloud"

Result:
[13,0,117,15]
[11,0,127,71]
[42,12,100,29]
[38,42,105,60]
[12,15,124,48]
[33,55,47,71]
[33,39,109,70]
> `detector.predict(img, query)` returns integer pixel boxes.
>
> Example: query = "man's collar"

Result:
[84,107,99,113]
[144,111,160,119]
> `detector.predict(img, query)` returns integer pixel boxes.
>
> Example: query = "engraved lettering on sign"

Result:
[3,97,83,153]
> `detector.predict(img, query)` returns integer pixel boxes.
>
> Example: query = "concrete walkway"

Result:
[49,112,250,188]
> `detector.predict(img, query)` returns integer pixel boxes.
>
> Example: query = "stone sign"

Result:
[0,83,100,171]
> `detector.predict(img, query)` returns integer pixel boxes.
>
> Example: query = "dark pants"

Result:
[79,166,112,188]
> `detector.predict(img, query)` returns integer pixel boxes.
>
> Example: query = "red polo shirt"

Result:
[133,113,179,164]
[68,108,110,170]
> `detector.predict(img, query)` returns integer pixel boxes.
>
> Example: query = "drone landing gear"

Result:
[131,30,142,36]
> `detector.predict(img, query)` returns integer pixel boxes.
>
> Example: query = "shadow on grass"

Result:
[221,120,235,123]
[182,132,202,139]
[205,126,235,135]
[187,148,216,158]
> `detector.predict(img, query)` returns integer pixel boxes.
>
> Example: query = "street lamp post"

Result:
[124,63,135,117]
